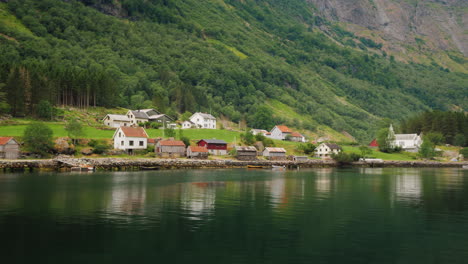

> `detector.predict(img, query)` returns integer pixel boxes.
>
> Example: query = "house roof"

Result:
[275,125,292,133]
[119,127,148,138]
[251,129,268,133]
[148,138,156,144]
[369,139,379,147]
[235,146,257,152]
[192,112,216,120]
[0,137,15,145]
[148,114,174,121]
[264,147,286,153]
[188,146,208,152]
[395,134,419,140]
[158,140,185,146]
[291,132,303,137]
[105,114,131,122]
[199,139,227,144]
[140,109,160,115]
[131,110,149,119]
[324,143,341,150]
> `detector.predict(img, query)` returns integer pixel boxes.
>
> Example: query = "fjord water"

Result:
[1,168,467,263]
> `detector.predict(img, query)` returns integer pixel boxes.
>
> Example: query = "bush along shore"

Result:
[0,158,466,172]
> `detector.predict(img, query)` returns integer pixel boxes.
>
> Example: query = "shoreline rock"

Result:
[0,158,466,171]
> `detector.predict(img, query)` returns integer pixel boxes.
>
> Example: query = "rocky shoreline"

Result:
[0,158,466,171]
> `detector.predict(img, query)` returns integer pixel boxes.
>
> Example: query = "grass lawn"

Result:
[342,146,417,161]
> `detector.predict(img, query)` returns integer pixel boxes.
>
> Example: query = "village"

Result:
[0,107,447,166]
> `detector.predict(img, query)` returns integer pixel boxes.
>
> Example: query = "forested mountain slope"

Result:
[0,0,466,141]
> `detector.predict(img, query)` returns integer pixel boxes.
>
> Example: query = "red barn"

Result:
[369,139,379,147]
[197,139,227,155]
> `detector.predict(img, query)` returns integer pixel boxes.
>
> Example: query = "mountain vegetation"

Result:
[0,0,466,142]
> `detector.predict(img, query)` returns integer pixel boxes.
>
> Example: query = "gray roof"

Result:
[324,143,342,150]
[131,110,149,119]
[105,114,131,121]
[235,146,257,152]
[395,134,419,140]
[200,139,227,144]
[141,109,161,116]
[148,114,174,121]
[193,112,216,119]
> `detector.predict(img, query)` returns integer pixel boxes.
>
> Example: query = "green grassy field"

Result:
[342,146,417,161]
[0,123,244,142]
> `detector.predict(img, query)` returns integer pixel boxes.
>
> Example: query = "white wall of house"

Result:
[113,128,147,150]
[392,135,422,152]
[269,126,289,140]
[103,115,132,128]
[190,113,216,129]
[182,121,193,129]
[315,143,340,157]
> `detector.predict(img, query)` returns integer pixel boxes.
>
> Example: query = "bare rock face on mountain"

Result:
[308,0,467,56]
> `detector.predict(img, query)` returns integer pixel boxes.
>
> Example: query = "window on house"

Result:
[129,141,134,146]
[121,141,124,145]
[139,141,144,146]
[119,132,121,137]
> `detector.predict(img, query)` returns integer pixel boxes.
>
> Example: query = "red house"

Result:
[369,139,379,147]
[197,139,227,155]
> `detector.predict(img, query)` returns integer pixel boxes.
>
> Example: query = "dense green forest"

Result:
[400,111,468,146]
[0,0,466,141]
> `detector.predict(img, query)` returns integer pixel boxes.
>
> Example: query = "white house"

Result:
[189,112,216,129]
[269,125,293,140]
[315,143,342,158]
[127,109,174,125]
[388,124,422,152]
[290,132,306,142]
[250,129,269,136]
[113,126,149,153]
[103,114,132,128]
[181,120,195,129]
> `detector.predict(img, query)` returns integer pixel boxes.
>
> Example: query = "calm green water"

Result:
[0,168,467,263]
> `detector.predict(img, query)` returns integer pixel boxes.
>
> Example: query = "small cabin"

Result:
[197,139,227,155]
[0,137,20,159]
[187,146,209,159]
[235,146,257,161]
[263,147,287,160]
[293,156,308,162]
[155,140,186,158]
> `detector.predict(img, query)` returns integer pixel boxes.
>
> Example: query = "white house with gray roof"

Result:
[190,112,216,129]
[388,124,422,152]
[103,114,132,128]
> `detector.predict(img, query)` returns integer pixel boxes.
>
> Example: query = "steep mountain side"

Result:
[0,0,466,143]
[308,0,467,70]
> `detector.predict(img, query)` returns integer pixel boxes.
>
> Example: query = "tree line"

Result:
[400,111,467,146]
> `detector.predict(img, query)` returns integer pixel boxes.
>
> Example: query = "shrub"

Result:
[297,143,316,155]
[331,152,361,165]
[23,123,54,157]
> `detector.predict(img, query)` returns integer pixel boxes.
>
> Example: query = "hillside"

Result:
[0,0,466,143]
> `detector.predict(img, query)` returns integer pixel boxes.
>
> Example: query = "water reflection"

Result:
[181,182,220,220]
[394,170,422,202]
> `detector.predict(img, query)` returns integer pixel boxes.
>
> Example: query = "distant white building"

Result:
[181,120,195,129]
[112,126,149,153]
[290,132,306,142]
[269,125,293,140]
[102,114,132,128]
[250,129,269,136]
[388,124,423,152]
[315,143,342,158]
[189,112,216,129]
